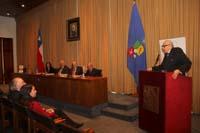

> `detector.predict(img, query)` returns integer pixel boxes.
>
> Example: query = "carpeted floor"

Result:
[65,110,200,133]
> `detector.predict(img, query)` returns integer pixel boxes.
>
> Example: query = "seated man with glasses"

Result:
[147,40,192,79]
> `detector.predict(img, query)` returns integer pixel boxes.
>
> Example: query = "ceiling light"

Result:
[21,4,25,7]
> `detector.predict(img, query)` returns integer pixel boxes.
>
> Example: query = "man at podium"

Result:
[147,40,192,79]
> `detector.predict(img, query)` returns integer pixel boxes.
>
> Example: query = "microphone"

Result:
[154,53,160,66]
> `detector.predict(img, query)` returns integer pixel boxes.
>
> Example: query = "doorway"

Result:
[0,37,14,84]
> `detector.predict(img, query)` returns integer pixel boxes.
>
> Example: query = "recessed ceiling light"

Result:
[6,12,11,16]
[21,4,25,7]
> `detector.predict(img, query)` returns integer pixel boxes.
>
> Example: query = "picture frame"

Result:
[67,17,80,41]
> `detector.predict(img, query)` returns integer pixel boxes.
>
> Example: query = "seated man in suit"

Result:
[45,61,55,73]
[57,60,70,76]
[70,61,83,76]
[85,63,102,77]
[8,77,26,101]
[148,40,192,79]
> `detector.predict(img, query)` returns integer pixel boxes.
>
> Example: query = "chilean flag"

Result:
[37,30,45,73]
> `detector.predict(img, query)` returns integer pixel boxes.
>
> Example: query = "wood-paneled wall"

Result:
[16,0,200,113]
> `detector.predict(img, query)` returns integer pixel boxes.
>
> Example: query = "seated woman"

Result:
[19,84,83,128]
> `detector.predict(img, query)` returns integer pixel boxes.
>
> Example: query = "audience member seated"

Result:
[70,61,83,76]
[8,77,26,102]
[57,60,70,76]
[85,63,102,77]
[19,84,83,128]
[45,61,55,74]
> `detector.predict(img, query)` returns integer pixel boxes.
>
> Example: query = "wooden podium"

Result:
[139,71,192,133]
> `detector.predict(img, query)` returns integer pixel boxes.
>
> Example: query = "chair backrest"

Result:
[13,102,29,115]
[1,97,14,110]
[28,109,60,132]
[0,97,15,132]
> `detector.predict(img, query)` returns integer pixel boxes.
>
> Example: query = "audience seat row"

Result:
[0,95,93,133]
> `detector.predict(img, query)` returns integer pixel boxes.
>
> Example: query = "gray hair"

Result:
[9,77,25,92]
[163,40,174,47]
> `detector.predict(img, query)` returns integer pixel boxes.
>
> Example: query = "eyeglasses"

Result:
[162,44,169,48]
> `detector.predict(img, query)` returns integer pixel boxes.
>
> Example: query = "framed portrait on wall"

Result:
[67,17,80,41]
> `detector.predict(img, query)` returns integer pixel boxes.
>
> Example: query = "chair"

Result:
[13,102,32,133]
[0,97,32,133]
[0,97,16,133]
[27,109,60,133]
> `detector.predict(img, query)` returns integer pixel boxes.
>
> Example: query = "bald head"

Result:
[10,77,26,91]
[87,62,93,71]
[161,40,173,53]
[59,60,65,68]
[72,61,77,67]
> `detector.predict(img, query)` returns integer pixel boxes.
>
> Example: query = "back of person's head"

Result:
[18,84,36,106]
[20,84,33,100]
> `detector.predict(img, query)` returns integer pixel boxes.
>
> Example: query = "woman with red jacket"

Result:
[19,84,83,128]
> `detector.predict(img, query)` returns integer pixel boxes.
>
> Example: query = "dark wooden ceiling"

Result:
[0,0,48,18]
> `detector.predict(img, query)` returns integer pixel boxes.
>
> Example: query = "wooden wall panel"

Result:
[16,0,200,112]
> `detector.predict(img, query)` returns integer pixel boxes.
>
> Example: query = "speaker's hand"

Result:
[172,69,182,79]
[147,67,152,71]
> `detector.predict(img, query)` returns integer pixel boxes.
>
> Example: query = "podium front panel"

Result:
[139,71,192,133]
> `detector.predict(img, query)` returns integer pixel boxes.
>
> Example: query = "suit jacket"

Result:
[152,47,192,75]
[46,66,55,73]
[85,68,102,77]
[57,66,70,74]
[70,66,83,75]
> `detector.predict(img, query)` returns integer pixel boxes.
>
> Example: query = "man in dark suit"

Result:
[57,60,70,75]
[8,77,26,101]
[148,40,192,79]
[70,61,83,75]
[85,63,102,77]
[45,61,55,73]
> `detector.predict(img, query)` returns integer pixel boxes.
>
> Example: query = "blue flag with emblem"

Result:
[127,3,147,84]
